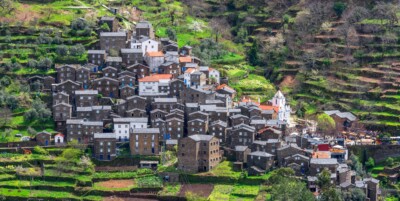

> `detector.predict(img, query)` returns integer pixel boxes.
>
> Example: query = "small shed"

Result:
[140,160,159,169]
[36,131,51,146]
[54,133,65,144]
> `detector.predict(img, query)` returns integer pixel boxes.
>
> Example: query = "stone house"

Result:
[166,117,184,139]
[235,145,251,163]
[258,127,282,141]
[87,49,106,66]
[309,158,339,176]
[251,139,281,155]
[180,86,215,104]
[118,75,135,87]
[92,77,119,98]
[163,43,179,52]
[324,110,359,132]
[130,128,160,155]
[159,62,180,78]
[250,119,267,131]
[150,109,168,121]
[76,105,112,121]
[76,66,91,89]
[53,92,69,106]
[216,84,236,99]
[209,120,228,144]
[230,114,250,127]
[170,79,185,98]
[190,71,207,87]
[247,151,275,171]
[152,98,178,113]
[102,66,118,79]
[93,133,117,161]
[56,65,76,83]
[100,32,127,53]
[105,57,123,69]
[135,21,154,39]
[66,119,103,143]
[144,51,165,73]
[138,74,172,96]
[121,48,143,66]
[188,119,208,136]
[188,111,209,122]
[151,118,167,142]
[185,103,199,115]
[52,80,82,98]
[229,124,256,147]
[178,135,221,173]
[53,102,72,122]
[74,90,98,107]
[276,144,304,167]
[126,108,147,118]
[284,154,310,176]
[99,16,119,32]
[119,85,136,99]
[180,45,192,56]
[127,63,150,79]
[36,131,51,146]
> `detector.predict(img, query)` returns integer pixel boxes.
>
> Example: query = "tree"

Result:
[317,169,333,190]
[69,44,85,56]
[27,127,37,137]
[342,187,366,201]
[0,0,16,15]
[165,3,183,25]
[350,154,364,176]
[235,26,248,43]
[247,40,259,66]
[333,2,347,18]
[270,176,315,201]
[366,157,375,168]
[27,59,38,69]
[380,32,397,58]
[33,146,49,155]
[319,187,343,201]
[56,45,69,56]
[0,107,11,126]
[209,18,231,43]
[166,27,177,41]
[24,98,51,124]
[317,113,336,136]
[373,2,399,30]
[37,58,53,71]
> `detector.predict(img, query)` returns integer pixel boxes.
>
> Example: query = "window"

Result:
[181,153,184,156]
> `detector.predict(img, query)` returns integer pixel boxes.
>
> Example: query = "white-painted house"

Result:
[131,37,159,56]
[138,74,173,96]
[114,118,148,141]
[54,133,65,144]
[144,51,165,73]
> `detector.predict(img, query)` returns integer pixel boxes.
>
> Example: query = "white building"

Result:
[270,90,291,124]
[183,68,195,87]
[113,117,148,141]
[144,51,165,73]
[131,37,159,56]
[54,133,65,144]
[208,68,220,84]
[138,74,173,96]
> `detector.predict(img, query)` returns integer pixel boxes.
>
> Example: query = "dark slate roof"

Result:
[166,139,178,145]
[310,158,338,165]
[121,48,143,54]
[113,118,147,123]
[235,145,249,152]
[100,32,126,37]
[249,151,274,157]
[210,120,227,128]
[131,128,160,134]
[189,134,214,141]
[101,16,115,21]
[94,133,115,139]
[136,21,152,28]
[88,50,106,54]
[75,90,98,95]
[106,57,123,62]
[154,97,178,103]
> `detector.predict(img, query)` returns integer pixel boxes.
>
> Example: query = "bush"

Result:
[33,146,49,155]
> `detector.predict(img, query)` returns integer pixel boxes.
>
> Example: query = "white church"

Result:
[270,90,292,124]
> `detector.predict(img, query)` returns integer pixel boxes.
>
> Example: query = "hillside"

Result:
[0,0,399,133]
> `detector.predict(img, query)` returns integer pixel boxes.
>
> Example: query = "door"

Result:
[57,138,61,143]
[99,155,103,160]
[107,155,111,160]
[45,140,48,146]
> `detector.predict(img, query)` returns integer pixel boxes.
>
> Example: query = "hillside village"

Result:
[0,0,399,200]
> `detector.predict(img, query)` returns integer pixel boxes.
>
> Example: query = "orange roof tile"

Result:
[139,74,172,82]
[146,51,164,57]
[241,97,260,105]
[185,68,195,73]
[179,56,192,63]
[259,105,279,113]
[312,151,330,159]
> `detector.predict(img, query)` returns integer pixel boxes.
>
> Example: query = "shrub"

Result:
[33,146,49,155]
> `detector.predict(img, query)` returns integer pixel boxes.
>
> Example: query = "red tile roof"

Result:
[259,105,279,113]
[146,51,164,57]
[179,56,192,63]
[139,74,172,82]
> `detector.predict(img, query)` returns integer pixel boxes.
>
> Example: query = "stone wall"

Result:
[348,145,400,163]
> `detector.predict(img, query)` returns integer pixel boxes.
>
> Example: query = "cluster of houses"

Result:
[26,17,379,200]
